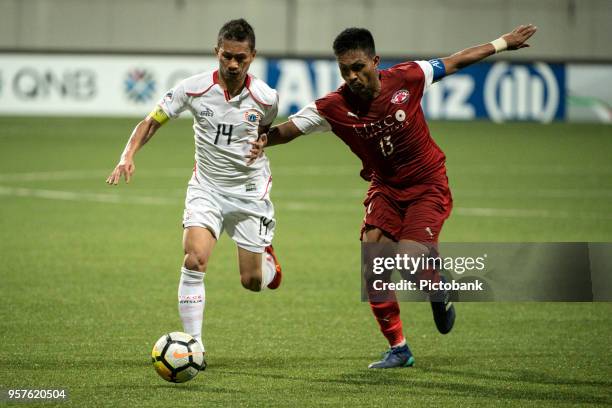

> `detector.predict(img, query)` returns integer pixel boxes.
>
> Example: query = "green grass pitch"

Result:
[0,117,611,407]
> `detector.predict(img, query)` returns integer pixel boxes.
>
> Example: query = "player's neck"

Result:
[355,79,382,101]
[218,74,247,99]
[369,77,382,99]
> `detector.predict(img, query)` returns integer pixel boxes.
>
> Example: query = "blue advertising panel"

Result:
[266,59,565,122]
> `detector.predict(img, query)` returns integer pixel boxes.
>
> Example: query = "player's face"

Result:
[215,39,256,83]
[336,49,380,100]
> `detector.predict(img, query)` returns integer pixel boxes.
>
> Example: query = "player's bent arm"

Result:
[121,117,162,161]
[441,24,537,76]
[106,108,167,185]
[265,120,304,147]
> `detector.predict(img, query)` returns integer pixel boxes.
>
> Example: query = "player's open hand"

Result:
[246,134,267,165]
[503,24,537,50]
[106,160,135,185]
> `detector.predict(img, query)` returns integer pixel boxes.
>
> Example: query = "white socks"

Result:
[178,267,205,348]
[260,252,277,289]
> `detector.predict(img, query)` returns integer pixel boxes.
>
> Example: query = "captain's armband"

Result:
[147,106,170,125]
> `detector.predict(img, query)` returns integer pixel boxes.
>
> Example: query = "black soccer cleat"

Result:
[430,276,456,334]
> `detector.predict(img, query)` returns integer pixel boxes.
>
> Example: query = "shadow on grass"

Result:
[213,355,611,405]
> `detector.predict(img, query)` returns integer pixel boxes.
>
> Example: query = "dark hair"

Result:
[217,18,256,50]
[333,27,376,57]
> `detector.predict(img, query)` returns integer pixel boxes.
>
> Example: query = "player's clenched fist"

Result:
[106,160,135,185]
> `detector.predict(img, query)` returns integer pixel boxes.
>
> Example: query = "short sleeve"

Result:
[289,102,332,135]
[157,81,189,119]
[415,61,434,93]
[261,93,279,127]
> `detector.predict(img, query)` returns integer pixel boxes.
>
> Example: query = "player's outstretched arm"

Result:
[106,117,162,185]
[441,24,537,76]
[265,120,303,146]
[245,120,303,164]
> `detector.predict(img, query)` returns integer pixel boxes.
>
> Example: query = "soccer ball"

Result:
[151,332,205,383]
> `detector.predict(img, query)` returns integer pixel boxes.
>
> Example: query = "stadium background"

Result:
[1,0,611,406]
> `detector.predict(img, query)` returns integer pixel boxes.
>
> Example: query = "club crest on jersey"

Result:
[164,91,173,101]
[245,110,261,123]
[391,89,410,104]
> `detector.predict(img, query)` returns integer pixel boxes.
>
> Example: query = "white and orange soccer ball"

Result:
[151,332,205,383]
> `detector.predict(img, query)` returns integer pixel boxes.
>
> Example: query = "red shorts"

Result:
[360,182,452,244]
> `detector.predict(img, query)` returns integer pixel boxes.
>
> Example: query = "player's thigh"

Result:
[363,227,395,243]
[182,227,217,271]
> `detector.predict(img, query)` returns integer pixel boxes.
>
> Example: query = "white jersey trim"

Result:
[289,102,332,135]
[415,60,434,93]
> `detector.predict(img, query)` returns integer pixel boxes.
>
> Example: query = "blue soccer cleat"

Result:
[430,276,456,334]
[368,344,415,369]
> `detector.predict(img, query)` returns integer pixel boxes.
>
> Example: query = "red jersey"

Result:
[291,61,448,200]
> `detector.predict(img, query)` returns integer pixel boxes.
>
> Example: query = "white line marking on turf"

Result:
[2,163,611,183]
[1,186,611,220]
[0,186,178,206]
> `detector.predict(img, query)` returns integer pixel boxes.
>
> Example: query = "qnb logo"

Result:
[124,69,156,103]
[484,62,559,123]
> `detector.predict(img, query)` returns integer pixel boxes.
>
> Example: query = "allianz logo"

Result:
[484,62,560,123]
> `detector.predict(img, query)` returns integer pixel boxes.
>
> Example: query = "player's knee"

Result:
[240,273,262,292]
[398,241,430,258]
[183,251,209,273]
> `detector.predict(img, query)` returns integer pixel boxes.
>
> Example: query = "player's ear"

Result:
[214,46,219,55]
[373,55,380,68]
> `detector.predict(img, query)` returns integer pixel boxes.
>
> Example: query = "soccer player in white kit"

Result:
[106,19,282,368]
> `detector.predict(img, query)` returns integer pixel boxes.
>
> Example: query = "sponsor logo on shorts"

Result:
[391,89,410,104]
[245,183,256,192]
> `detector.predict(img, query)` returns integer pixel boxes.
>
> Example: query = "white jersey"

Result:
[158,70,278,199]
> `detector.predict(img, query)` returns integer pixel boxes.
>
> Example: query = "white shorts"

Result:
[182,182,275,253]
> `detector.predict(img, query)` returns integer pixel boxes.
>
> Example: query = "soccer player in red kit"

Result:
[250,24,536,368]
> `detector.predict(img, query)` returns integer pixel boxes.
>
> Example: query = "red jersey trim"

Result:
[260,175,272,199]
[246,74,272,107]
[193,162,200,183]
[186,71,218,97]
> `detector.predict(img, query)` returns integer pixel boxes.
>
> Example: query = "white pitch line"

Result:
[2,163,612,183]
[1,185,611,220]
[0,186,178,206]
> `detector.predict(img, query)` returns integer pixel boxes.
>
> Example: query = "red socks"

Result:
[369,300,404,346]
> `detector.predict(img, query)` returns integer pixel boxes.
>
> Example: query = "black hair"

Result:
[217,18,256,51]
[333,27,376,57]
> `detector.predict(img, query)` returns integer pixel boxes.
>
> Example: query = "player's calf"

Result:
[240,274,263,292]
